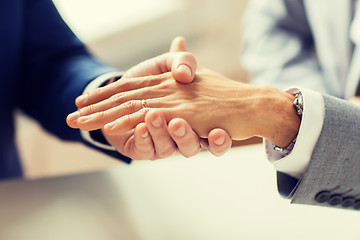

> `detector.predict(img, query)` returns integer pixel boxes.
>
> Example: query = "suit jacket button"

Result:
[315,191,331,203]
[342,197,355,208]
[354,200,360,210]
[328,194,343,206]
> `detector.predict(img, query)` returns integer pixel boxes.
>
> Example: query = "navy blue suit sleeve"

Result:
[18,0,130,163]
[276,171,300,198]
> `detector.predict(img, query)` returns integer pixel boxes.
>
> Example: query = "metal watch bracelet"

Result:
[273,91,303,155]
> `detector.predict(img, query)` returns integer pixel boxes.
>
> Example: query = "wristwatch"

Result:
[273,91,303,155]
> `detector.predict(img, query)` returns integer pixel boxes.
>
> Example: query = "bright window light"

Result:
[53,0,185,42]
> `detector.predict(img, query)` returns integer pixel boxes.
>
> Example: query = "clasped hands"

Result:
[67,37,233,160]
[67,37,297,160]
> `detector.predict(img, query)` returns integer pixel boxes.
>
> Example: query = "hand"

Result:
[117,37,231,156]
[104,109,231,159]
[106,37,231,158]
[68,64,299,148]
[67,37,231,159]
[100,37,200,160]
[69,66,252,138]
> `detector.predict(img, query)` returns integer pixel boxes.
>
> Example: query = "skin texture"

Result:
[68,64,300,148]
[67,37,231,160]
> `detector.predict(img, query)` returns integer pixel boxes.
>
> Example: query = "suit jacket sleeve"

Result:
[241,0,327,93]
[17,0,130,162]
[280,94,360,210]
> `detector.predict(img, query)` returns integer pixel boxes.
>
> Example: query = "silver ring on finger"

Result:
[141,99,149,109]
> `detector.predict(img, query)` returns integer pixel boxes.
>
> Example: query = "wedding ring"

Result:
[141,99,149,108]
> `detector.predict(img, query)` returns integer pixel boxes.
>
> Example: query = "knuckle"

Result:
[134,139,155,159]
[157,80,173,90]
[110,92,125,105]
[123,114,132,125]
[123,100,138,111]
[88,104,96,114]
[135,138,153,151]
[116,79,135,92]
[83,104,96,115]
[97,110,106,119]
[123,113,138,128]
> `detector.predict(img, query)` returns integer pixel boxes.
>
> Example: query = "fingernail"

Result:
[76,94,87,105]
[177,64,191,76]
[151,115,162,128]
[105,121,115,130]
[142,131,149,138]
[67,111,80,122]
[173,125,186,137]
[214,135,225,146]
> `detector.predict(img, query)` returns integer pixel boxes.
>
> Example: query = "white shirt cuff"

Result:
[80,72,122,151]
[265,87,325,178]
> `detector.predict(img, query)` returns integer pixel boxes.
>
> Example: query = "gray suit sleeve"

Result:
[241,0,327,92]
[288,95,360,210]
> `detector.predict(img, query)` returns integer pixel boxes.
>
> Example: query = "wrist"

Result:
[257,87,301,148]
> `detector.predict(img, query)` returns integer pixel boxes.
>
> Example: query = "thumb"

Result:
[169,36,196,83]
[124,36,195,80]
[170,36,187,52]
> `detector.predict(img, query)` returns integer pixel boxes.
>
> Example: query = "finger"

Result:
[145,110,176,158]
[67,111,81,128]
[76,100,146,131]
[169,36,187,52]
[124,52,196,84]
[104,128,133,154]
[103,108,149,135]
[72,82,164,130]
[207,129,232,157]
[168,118,201,158]
[169,37,196,83]
[133,122,156,160]
[75,73,171,109]
[77,87,158,120]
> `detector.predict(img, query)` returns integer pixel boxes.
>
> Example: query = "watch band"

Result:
[273,91,303,155]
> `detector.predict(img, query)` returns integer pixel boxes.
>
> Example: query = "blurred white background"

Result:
[53,0,248,77]
[53,0,187,43]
